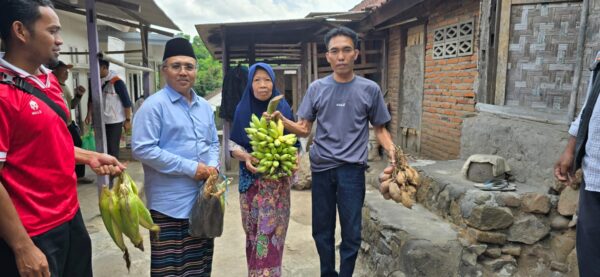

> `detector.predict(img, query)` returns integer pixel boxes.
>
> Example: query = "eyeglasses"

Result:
[165,63,196,72]
[327,47,355,55]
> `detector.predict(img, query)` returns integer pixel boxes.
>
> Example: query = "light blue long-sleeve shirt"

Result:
[132,85,220,219]
[569,51,600,192]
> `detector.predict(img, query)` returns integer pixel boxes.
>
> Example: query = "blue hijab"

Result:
[230,62,295,153]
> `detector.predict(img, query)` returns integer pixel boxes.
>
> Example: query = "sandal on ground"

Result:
[474,179,516,191]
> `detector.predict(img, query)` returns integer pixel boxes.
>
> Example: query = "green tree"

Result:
[178,34,223,97]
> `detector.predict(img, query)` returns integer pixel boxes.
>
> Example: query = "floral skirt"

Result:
[240,176,291,277]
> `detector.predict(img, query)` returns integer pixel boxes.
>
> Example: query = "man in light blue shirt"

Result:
[132,37,219,276]
[555,50,600,276]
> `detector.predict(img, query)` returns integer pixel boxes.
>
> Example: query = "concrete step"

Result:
[360,185,468,277]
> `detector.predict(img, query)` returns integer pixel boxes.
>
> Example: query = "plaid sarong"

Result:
[150,210,214,277]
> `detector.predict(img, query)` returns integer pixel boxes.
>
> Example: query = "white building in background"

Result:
[55,9,173,125]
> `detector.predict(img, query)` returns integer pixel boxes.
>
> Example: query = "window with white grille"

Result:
[433,20,473,59]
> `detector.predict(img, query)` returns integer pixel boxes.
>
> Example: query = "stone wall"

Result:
[361,160,580,276]
[417,163,579,276]
[360,189,465,277]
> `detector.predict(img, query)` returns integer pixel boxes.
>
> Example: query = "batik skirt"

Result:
[240,176,291,277]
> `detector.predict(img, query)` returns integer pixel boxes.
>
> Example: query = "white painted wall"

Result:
[54,10,165,125]
[107,36,126,80]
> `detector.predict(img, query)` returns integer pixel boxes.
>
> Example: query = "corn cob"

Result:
[99,186,131,270]
[98,172,162,271]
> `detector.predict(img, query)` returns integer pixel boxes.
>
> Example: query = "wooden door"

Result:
[398,25,425,154]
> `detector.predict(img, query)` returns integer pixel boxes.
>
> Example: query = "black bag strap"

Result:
[0,71,68,124]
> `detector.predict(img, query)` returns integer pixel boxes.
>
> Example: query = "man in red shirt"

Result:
[0,1,125,276]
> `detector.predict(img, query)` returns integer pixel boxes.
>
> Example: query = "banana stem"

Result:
[266,95,284,114]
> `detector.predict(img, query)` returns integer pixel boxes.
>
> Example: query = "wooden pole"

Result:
[381,38,387,95]
[360,41,367,65]
[85,0,109,192]
[221,27,231,171]
[306,42,312,84]
[312,43,318,79]
[494,0,512,105]
[477,0,493,104]
[567,0,589,122]
[141,25,150,98]
[249,43,256,65]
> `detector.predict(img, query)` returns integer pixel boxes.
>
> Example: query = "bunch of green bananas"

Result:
[245,95,298,180]
[99,172,160,271]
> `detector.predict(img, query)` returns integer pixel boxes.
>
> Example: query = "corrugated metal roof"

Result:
[52,0,179,31]
[196,18,326,62]
[305,11,369,21]
[195,12,366,63]
[98,28,172,45]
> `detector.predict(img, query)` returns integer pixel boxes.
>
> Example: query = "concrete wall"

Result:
[461,107,571,187]
[421,0,480,160]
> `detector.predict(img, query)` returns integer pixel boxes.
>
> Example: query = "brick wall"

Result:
[421,0,480,159]
[386,27,402,144]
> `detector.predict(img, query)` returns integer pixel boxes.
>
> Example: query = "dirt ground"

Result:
[81,161,368,276]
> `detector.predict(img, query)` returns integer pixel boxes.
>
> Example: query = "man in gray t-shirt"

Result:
[297,74,390,171]
[269,26,395,277]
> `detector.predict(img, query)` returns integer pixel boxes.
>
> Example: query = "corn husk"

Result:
[98,172,160,271]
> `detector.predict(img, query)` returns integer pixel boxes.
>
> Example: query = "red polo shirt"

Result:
[0,63,78,237]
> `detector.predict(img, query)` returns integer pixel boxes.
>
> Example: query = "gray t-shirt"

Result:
[297,75,391,172]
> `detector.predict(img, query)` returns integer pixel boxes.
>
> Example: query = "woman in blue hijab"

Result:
[229,63,298,276]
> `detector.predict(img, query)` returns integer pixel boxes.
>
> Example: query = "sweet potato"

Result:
[379,179,391,195]
[395,171,406,185]
[400,190,414,208]
[389,182,402,203]
[405,167,420,186]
